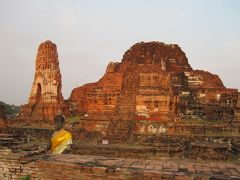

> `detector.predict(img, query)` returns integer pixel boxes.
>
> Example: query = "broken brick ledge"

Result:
[1,152,240,179]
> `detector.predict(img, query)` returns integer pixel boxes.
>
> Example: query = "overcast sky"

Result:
[0,0,240,105]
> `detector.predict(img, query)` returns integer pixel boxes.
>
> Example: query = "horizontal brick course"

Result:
[1,153,240,179]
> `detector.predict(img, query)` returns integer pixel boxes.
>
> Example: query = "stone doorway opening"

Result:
[36,83,42,103]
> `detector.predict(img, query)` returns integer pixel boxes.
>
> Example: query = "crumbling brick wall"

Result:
[1,153,240,179]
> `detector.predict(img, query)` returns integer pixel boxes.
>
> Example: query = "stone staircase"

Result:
[113,67,140,120]
[106,66,139,142]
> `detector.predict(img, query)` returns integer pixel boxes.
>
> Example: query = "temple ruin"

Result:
[2,40,240,179]
[20,40,66,123]
[69,42,240,123]
[19,40,240,127]
[16,40,240,139]
[67,41,240,141]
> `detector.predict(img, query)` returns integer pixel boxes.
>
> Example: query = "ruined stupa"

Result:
[69,42,240,122]
[19,41,240,135]
[67,42,240,141]
[20,40,65,123]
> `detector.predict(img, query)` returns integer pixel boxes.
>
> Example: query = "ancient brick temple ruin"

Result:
[20,40,66,123]
[19,40,240,134]
[68,42,240,141]
[2,40,240,179]
[70,42,240,122]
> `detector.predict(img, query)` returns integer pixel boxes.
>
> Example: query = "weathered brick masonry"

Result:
[1,152,240,179]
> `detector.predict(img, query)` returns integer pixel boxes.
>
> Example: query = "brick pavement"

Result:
[1,153,240,179]
[45,154,240,179]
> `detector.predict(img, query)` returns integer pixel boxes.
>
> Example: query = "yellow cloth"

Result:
[51,129,72,154]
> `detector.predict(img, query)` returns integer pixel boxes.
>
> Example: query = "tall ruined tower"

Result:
[20,40,65,123]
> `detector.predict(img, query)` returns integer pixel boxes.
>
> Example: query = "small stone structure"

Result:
[0,105,7,129]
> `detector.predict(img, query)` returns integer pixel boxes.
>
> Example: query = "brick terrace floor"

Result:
[43,154,240,179]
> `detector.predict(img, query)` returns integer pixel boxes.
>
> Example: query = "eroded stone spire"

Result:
[20,40,65,123]
[28,40,63,104]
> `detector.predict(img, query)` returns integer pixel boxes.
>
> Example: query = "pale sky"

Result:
[0,0,240,105]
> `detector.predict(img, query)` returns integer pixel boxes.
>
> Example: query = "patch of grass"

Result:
[19,175,31,180]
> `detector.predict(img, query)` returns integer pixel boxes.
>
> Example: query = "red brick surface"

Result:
[1,152,240,179]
